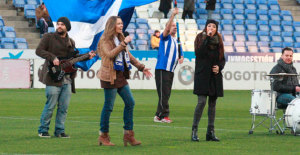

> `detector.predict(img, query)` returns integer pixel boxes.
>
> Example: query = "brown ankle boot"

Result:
[123,130,141,146]
[98,132,115,146]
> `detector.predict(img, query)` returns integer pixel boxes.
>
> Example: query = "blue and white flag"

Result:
[43,0,157,71]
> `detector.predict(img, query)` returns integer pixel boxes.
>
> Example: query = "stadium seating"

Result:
[1,38,15,49]
[14,38,28,49]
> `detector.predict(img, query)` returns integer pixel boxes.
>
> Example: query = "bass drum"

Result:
[285,98,300,134]
[250,90,275,116]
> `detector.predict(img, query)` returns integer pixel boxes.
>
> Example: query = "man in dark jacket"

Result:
[270,47,300,108]
[205,0,217,20]
[159,0,172,18]
[182,0,195,20]
[36,17,95,138]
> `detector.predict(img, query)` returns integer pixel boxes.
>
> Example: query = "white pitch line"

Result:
[0,116,257,133]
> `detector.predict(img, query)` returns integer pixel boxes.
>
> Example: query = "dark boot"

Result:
[206,125,220,142]
[191,128,199,142]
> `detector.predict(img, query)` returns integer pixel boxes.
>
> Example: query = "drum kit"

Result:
[249,73,300,136]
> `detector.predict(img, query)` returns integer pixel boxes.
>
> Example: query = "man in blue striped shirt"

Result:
[154,8,184,123]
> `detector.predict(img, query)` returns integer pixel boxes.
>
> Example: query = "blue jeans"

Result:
[38,84,71,135]
[276,93,296,108]
[100,85,135,132]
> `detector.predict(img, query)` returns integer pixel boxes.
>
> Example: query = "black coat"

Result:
[193,32,225,97]
[159,0,172,13]
[206,0,216,10]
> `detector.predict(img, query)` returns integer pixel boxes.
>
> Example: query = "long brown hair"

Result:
[199,26,224,61]
[100,16,125,43]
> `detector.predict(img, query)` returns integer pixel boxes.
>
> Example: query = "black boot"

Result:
[206,125,220,142]
[191,128,199,142]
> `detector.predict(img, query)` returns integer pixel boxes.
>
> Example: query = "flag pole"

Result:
[173,0,182,58]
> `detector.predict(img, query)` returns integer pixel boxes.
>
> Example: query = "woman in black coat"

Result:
[191,19,225,142]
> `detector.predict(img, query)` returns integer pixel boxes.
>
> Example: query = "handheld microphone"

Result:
[123,31,134,49]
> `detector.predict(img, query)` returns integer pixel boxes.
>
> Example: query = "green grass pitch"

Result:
[0,89,299,154]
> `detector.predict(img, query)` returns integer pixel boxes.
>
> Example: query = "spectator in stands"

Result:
[182,0,195,20]
[36,17,96,138]
[36,3,54,38]
[96,16,152,146]
[154,8,184,123]
[205,0,218,20]
[151,30,160,50]
[270,47,300,109]
[191,19,225,142]
[159,0,172,18]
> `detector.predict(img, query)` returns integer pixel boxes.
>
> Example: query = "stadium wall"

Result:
[2,49,300,90]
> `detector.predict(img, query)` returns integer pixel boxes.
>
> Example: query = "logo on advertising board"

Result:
[178,65,194,85]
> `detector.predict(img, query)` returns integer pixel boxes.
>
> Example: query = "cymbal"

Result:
[267,73,299,76]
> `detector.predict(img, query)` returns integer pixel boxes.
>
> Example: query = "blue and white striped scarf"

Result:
[113,36,131,71]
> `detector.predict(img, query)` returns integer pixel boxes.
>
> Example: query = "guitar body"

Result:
[60,59,78,73]
[47,53,91,82]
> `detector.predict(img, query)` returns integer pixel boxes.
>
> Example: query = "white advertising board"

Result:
[33,59,300,90]
[0,60,31,88]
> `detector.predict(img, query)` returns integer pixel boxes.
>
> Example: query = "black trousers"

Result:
[155,69,174,118]
[182,10,193,19]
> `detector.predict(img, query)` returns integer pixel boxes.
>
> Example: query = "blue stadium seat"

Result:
[293,21,300,32]
[258,31,270,42]
[137,34,149,40]
[127,23,136,29]
[234,41,247,52]
[126,29,135,34]
[257,20,269,31]
[223,41,235,52]
[233,9,245,20]
[257,10,269,20]
[27,0,38,5]
[222,31,234,42]
[14,38,28,49]
[233,0,245,9]
[222,3,233,9]
[245,20,257,31]
[269,20,281,31]
[211,14,221,20]
[1,37,15,49]
[268,0,280,10]
[294,32,300,42]
[245,9,257,20]
[282,42,293,48]
[222,24,234,31]
[24,4,36,19]
[282,32,294,42]
[13,0,26,8]
[130,18,135,23]
[136,18,148,24]
[281,10,293,21]
[234,30,246,41]
[221,9,233,20]
[246,41,259,52]
[233,20,245,31]
[258,41,270,52]
[136,29,147,34]
[245,0,256,9]
[270,42,282,52]
[2,26,16,38]
[199,3,206,9]
[271,32,283,42]
[282,21,293,32]
[246,31,258,41]
[268,10,281,21]
[215,3,221,9]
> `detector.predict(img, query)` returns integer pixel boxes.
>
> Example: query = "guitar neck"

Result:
[61,54,90,68]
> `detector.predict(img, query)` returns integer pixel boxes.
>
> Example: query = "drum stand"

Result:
[249,77,285,134]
